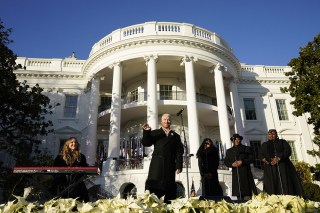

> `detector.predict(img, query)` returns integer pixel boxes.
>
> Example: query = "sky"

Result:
[1,0,319,66]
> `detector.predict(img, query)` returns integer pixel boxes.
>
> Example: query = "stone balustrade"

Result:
[15,57,86,72]
[241,64,292,77]
[90,22,233,56]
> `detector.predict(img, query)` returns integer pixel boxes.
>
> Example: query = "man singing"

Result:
[142,113,184,203]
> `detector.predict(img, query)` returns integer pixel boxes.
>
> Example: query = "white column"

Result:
[108,62,122,158]
[85,76,100,165]
[181,56,200,155]
[229,79,245,143]
[213,64,231,151]
[145,55,158,129]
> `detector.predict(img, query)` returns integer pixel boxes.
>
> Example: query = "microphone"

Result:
[176,108,184,116]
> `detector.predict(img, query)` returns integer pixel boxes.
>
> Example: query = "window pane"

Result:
[244,98,257,120]
[276,99,289,120]
[129,89,138,102]
[99,96,112,112]
[250,140,262,169]
[64,95,78,118]
[160,85,172,100]
[287,140,297,162]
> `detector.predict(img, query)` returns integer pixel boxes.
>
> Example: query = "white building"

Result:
[10,21,318,198]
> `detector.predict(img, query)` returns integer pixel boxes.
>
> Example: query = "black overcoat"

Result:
[142,128,184,201]
[259,139,304,196]
[52,153,89,202]
[224,144,257,197]
[197,146,223,196]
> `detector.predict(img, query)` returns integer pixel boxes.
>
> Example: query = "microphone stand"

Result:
[272,140,284,194]
[178,112,191,198]
[234,149,242,200]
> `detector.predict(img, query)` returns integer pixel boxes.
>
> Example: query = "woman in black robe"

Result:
[52,137,89,202]
[259,129,304,196]
[224,134,257,199]
[197,138,223,197]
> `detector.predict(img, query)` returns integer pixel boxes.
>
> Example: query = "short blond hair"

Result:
[161,113,171,120]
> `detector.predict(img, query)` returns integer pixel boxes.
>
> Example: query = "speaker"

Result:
[200,196,249,203]
[199,195,234,203]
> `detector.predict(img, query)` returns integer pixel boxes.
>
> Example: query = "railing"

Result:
[158,23,181,32]
[98,104,111,113]
[241,64,291,75]
[123,25,144,37]
[98,92,217,113]
[115,158,144,171]
[197,93,217,105]
[27,59,52,67]
[264,66,286,74]
[116,137,144,171]
[15,57,86,72]
[122,92,147,104]
[90,22,233,55]
[112,136,228,172]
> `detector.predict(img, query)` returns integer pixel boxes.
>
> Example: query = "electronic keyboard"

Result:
[12,166,100,174]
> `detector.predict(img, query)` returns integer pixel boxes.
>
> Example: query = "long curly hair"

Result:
[60,137,81,165]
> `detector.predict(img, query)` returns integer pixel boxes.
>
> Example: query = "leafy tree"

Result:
[281,33,320,159]
[0,19,58,202]
[0,19,56,166]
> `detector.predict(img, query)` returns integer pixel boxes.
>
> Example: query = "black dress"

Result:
[224,144,257,197]
[52,153,89,202]
[259,139,304,196]
[142,128,184,203]
[198,146,223,196]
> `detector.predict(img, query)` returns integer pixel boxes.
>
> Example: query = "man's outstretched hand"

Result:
[143,123,151,130]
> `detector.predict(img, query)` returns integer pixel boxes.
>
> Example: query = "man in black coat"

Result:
[142,113,184,203]
[259,129,304,196]
[224,134,257,200]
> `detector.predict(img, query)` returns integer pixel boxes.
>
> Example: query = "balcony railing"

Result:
[98,92,217,113]
[115,157,144,171]
[90,22,233,56]
[112,137,193,171]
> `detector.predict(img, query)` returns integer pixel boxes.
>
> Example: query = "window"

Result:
[287,140,298,162]
[250,140,263,169]
[276,99,289,120]
[129,88,138,102]
[99,96,112,112]
[159,85,172,100]
[243,98,257,120]
[63,95,78,118]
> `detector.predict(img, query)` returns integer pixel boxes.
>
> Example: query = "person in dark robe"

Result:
[196,138,223,197]
[52,137,89,202]
[259,129,304,196]
[224,133,257,200]
[142,113,184,203]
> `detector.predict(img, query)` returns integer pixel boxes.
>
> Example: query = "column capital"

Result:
[180,55,198,66]
[144,55,158,64]
[89,73,99,80]
[209,63,227,73]
[108,61,122,69]
[227,77,240,86]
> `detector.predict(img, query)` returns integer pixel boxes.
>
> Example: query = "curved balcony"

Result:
[98,91,217,113]
[90,22,233,57]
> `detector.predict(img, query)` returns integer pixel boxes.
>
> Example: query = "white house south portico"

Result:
[12,21,317,198]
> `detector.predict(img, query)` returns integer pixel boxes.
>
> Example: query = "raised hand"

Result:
[143,123,151,130]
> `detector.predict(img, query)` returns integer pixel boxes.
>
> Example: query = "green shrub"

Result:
[294,161,313,183]
[302,182,320,202]
[310,164,320,181]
